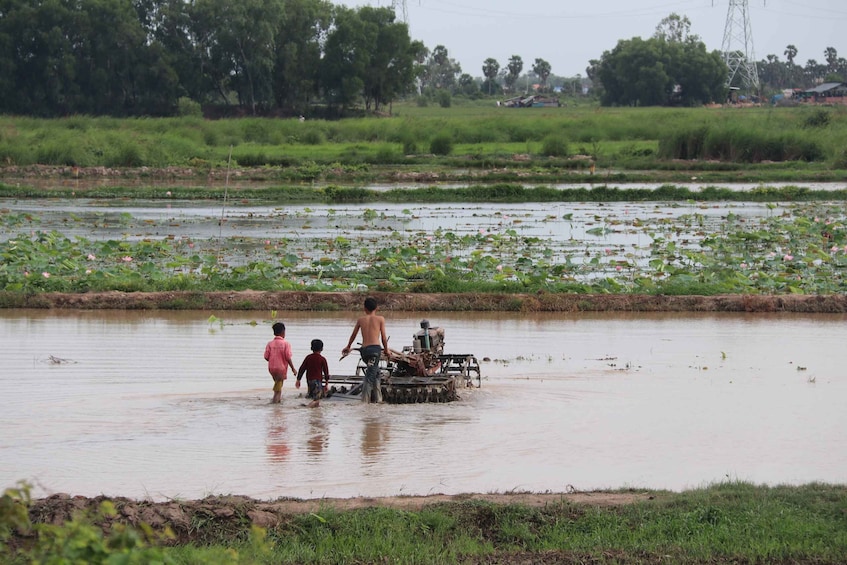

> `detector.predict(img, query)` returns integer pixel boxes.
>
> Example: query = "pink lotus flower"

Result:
[87,253,96,260]
[783,254,793,261]
[496,264,503,271]
[122,256,133,262]
[42,272,50,278]
[166,191,172,196]
[615,265,622,271]
[85,269,92,274]
[24,271,29,277]
[740,262,748,269]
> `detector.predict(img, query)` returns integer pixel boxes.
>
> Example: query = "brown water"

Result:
[2,310,845,501]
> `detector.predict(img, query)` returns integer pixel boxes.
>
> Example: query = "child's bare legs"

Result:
[272,377,283,403]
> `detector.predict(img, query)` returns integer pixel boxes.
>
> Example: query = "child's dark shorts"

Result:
[307,380,325,399]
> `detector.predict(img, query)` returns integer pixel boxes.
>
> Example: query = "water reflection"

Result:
[265,409,290,463]
[306,410,328,456]
[361,415,390,463]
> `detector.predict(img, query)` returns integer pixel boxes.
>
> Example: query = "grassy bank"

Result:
[3,482,846,564]
[1,105,846,179]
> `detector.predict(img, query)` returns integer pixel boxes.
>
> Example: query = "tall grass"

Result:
[0,105,845,169]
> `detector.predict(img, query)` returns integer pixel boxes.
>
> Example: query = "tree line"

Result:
[0,0,428,117]
[758,45,846,94]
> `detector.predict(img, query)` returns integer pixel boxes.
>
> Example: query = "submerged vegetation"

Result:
[3,481,847,564]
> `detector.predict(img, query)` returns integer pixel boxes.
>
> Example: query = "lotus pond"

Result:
[1,196,846,295]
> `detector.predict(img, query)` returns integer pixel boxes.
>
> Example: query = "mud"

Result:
[3,290,847,313]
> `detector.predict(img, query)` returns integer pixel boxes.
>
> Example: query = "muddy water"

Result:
[2,310,845,501]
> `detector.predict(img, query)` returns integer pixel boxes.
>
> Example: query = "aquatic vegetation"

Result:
[1,201,844,295]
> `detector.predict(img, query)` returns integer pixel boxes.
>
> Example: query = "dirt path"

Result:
[4,290,847,313]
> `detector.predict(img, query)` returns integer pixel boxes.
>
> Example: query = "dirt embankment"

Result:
[22,491,652,545]
[3,290,847,313]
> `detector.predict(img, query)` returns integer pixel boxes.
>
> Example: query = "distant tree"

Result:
[420,44,461,91]
[784,44,798,65]
[596,34,725,106]
[585,58,603,97]
[825,47,839,71]
[482,57,499,95]
[759,54,789,92]
[458,73,479,97]
[804,59,827,84]
[531,58,552,91]
[272,0,333,113]
[654,13,696,43]
[192,0,285,113]
[504,55,523,92]
[321,6,422,113]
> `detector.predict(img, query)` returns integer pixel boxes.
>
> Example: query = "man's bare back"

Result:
[342,298,389,355]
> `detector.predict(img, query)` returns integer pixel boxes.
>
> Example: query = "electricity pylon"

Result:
[391,0,408,22]
[720,0,762,92]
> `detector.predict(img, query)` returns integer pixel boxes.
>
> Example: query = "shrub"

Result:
[430,134,454,155]
[437,90,452,108]
[803,109,831,129]
[177,97,203,117]
[301,128,325,145]
[541,134,569,157]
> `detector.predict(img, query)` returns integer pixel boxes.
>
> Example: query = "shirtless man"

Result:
[342,297,389,403]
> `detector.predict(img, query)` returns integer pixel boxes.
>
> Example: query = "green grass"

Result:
[4,482,847,564]
[1,104,846,174]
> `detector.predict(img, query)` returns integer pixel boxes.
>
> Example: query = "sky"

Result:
[338,0,846,78]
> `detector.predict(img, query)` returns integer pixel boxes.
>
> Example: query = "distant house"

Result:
[801,82,847,104]
[501,95,561,108]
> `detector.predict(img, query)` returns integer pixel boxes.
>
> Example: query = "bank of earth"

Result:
[3,290,847,313]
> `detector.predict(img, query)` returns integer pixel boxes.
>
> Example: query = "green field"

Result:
[1,103,846,179]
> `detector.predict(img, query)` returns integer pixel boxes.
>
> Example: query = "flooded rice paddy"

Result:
[2,309,845,501]
[0,197,811,273]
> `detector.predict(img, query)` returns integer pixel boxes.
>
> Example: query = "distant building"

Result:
[800,82,847,104]
[500,95,561,108]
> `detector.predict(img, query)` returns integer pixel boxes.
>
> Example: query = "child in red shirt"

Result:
[296,339,330,407]
[264,322,296,404]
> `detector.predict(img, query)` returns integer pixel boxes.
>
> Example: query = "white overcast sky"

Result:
[338,0,846,77]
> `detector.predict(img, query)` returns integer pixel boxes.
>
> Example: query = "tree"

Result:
[784,44,797,65]
[482,57,499,95]
[191,0,285,113]
[825,47,839,71]
[358,7,423,111]
[596,33,725,106]
[654,13,695,43]
[272,0,332,113]
[321,6,421,113]
[804,59,826,84]
[420,44,461,92]
[531,58,551,91]
[504,55,523,92]
[457,73,479,97]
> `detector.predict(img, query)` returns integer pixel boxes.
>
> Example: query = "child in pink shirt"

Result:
[264,322,296,403]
